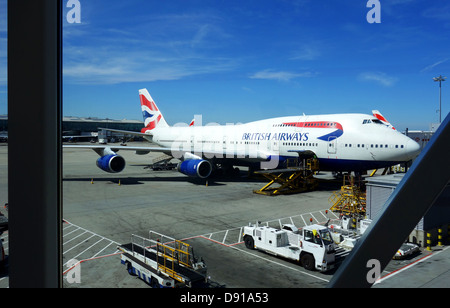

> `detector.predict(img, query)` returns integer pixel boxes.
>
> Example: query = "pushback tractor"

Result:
[243,222,336,272]
[118,231,208,288]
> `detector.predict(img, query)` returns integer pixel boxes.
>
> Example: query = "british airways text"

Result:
[242,132,309,142]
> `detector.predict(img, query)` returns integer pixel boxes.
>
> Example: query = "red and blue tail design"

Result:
[139,89,169,133]
[372,110,396,130]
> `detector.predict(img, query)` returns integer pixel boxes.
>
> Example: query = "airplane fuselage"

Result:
[67,89,422,178]
[145,113,420,172]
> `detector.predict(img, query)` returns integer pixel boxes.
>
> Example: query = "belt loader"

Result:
[117,231,208,288]
[243,222,336,272]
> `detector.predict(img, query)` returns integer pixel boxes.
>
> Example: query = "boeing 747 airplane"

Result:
[64,89,421,179]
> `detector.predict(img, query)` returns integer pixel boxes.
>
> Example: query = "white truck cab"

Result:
[243,222,336,272]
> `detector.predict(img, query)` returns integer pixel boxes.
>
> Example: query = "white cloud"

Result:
[249,69,314,82]
[62,14,237,85]
[63,51,236,84]
[421,59,449,72]
[290,45,321,61]
[358,72,397,87]
[422,4,450,20]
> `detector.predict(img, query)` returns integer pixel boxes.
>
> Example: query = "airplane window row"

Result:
[244,141,261,145]
[198,140,220,144]
[282,142,319,147]
[273,123,296,127]
[344,143,405,149]
[272,123,337,127]
[304,122,336,127]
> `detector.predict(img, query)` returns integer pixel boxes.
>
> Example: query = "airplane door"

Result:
[268,140,279,153]
[223,135,227,150]
[327,136,337,154]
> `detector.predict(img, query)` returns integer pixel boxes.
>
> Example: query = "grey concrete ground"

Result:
[0,142,449,288]
[60,143,338,288]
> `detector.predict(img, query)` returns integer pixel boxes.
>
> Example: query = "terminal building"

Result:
[62,116,144,142]
[366,173,450,247]
[63,116,143,132]
[1,115,145,142]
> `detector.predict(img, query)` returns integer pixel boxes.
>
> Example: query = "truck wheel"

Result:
[126,262,136,276]
[301,253,315,271]
[244,236,255,250]
[150,277,160,288]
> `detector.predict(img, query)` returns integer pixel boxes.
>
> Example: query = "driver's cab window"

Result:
[304,230,321,245]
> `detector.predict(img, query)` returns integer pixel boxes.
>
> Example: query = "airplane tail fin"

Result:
[372,110,395,130]
[139,88,169,133]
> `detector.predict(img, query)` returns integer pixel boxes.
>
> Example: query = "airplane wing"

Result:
[63,144,169,151]
[62,135,97,142]
[63,144,273,161]
[63,139,276,174]
[63,135,97,139]
[63,144,172,155]
[98,127,151,138]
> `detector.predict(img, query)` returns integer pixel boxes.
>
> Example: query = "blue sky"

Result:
[1,0,450,131]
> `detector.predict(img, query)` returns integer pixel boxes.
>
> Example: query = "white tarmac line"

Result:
[376,246,450,285]
[230,244,330,283]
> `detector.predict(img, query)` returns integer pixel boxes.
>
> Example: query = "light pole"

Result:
[433,75,446,123]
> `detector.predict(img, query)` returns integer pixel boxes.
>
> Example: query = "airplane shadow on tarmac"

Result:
[63,169,344,191]
[63,174,259,186]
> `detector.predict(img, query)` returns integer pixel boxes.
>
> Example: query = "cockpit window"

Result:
[363,119,383,125]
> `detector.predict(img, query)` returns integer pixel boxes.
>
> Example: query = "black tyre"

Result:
[300,253,315,271]
[244,235,255,250]
[150,277,160,288]
[126,262,136,276]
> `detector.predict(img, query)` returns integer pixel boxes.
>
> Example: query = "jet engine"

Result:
[96,154,126,173]
[177,159,212,179]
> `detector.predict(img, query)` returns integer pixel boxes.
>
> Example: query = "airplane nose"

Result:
[406,138,421,159]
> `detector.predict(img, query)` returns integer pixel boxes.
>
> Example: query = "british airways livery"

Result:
[65,88,421,179]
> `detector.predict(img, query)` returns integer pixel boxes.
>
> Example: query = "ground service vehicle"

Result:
[0,212,7,271]
[0,212,7,234]
[394,242,420,260]
[118,231,208,288]
[0,238,5,270]
[243,222,336,272]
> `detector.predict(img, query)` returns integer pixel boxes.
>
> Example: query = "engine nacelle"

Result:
[177,159,212,179]
[96,154,126,173]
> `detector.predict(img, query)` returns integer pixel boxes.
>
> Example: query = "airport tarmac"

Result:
[0,142,449,288]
